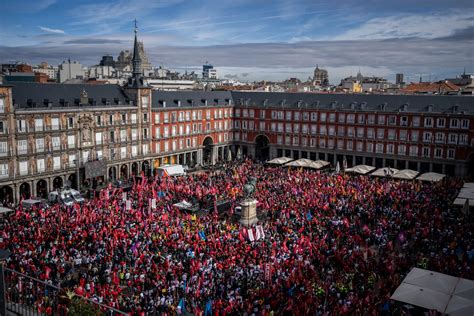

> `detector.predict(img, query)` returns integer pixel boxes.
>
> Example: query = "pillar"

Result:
[197,149,203,165]
[429,163,433,172]
[31,180,36,197]
[13,183,18,205]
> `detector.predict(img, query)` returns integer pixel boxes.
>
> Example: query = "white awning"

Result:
[371,167,399,177]
[285,158,330,170]
[417,172,446,182]
[345,164,376,175]
[0,206,14,215]
[267,157,293,165]
[391,267,474,314]
[392,169,419,180]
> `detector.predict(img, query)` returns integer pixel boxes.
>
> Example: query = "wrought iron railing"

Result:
[4,267,127,315]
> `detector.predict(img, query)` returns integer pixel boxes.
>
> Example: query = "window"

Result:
[434,148,443,158]
[311,125,317,134]
[68,117,74,128]
[206,110,211,120]
[459,134,468,145]
[328,113,335,123]
[367,128,374,139]
[320,112,327,122]
[259,122,265,131]
[423,132,432,142]
[17,119,27,132]
[0,141,7,156]
[141,95,149,108]
[179,111,184,122]
[36,138,44,152]
[357,141,363,152]
[293,112,300,121]
[51,118,59,130]
[52,136,60,150]
[347,114,355,124]
[450,118,459,128]
[329,126,336,136]
[310,138,316,147]
[186,111,191,121]
[377,128,385,139]
[293,124,300,133]
[338,126,345,137]
[366,142,373,152]
[387,144,394,154]
[411,131,419,142]
[447,148,455,159]
[19,161,28,175]
[143,113,148,123]
[121,146,127,158]
[120,129,127,141]
[376,143,384,153]
[461,119,469,129]
[388,129,396,140]
[0,98,4,113]
[310,112,317,121]
[320,126,327,135]
[319,138,326,148]
[17,139,27,154]
[172,112,178,123]
[278,123,284,132]
[121,113,127,123]
[337,140,344,149]
[68,135,75,148]
[388,115,396,125]
[286,111,292,121]
[69,154,76,166]
[398,144,406,155]
[437,118,445,128]
[260,110,266,119]
[409,146,418,157]
[53,157,60,170]
[338,113,346,123]
[412,116,420,127]
[424,117,433,127]
[435,132,445,143]
[302,112,309,121]
[110,114,114,125]
[37,158,45,172]
[163,113,169,123]
[0,164,9,177]
[95,132,102,145]
[347,127,354,137]
[198,111,202,120]
[422,147,430,158]
[302,124,308,134]
[400,116,408,126]
[96,115,102,126]
[131,113,137,124]
[0,122,5,134]
[448,133,457,144]
[377,115,385,125]
[35,118,44,131]
[357,127,364,138]
[399,130,407,141]
[357,114,365,124]
[131,145,138,157]
[368,115,375,124]
[347,141,353,151]
[293,136,299,145]
[192,111,197,121]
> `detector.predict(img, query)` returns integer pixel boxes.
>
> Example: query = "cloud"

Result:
[64,38,123,45]
[333,10,474,40]
[39,26,65,34]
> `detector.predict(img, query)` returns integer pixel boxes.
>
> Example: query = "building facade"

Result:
[1,84,474,205]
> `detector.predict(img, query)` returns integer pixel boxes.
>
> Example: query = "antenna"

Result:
[134,19,138,33]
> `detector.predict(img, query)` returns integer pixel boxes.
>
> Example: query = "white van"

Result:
[156,164,186,177]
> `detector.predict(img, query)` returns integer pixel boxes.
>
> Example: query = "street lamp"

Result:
[0,249,11,316]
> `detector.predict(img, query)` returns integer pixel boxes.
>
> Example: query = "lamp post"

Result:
[0,249,11,316]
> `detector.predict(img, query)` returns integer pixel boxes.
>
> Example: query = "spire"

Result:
[132,19,141,77]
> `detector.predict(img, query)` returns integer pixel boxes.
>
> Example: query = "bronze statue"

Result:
[243,177,257,200]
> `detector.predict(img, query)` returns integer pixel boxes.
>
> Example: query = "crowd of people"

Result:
[1,159,473,315]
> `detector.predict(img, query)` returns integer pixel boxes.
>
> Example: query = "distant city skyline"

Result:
[0,0,473,83]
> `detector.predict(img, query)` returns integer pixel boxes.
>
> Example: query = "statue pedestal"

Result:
[239,199,258,227]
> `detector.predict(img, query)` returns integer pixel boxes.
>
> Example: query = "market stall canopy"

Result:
[267,157,293,165]
[0,206,14,215]
[284,158,329,170]
[392,169,419,180]
[416,172,446,182]
[391,267,474,314]
[454,183,474,209]
[371,167,398,177]
[345,165,375,175]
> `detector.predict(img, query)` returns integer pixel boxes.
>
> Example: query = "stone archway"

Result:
[36,179,48,199]
[68,174,77,189]
[109,166,117,181]
[120,164,128,180]
[53,176,63,190]
[255,134,270,162]
[131,162,139,177]
[0,185,14,205]
[203,136,214,165]
[19,182,31,200]
[142,160,150,176]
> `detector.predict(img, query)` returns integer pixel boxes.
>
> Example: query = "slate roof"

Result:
[11,82,132,109]
[152,90,233,108]
[230,91,474,114]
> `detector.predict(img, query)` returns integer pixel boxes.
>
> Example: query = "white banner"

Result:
[248,228,255,242]
[122,192,127,202]
[151,198,157,209]
[126,200,132,211]
[256,225,265,239]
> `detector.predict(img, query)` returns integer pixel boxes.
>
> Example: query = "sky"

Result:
[0,0,473,83]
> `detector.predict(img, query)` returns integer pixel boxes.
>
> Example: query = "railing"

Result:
[4,267,127,315]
